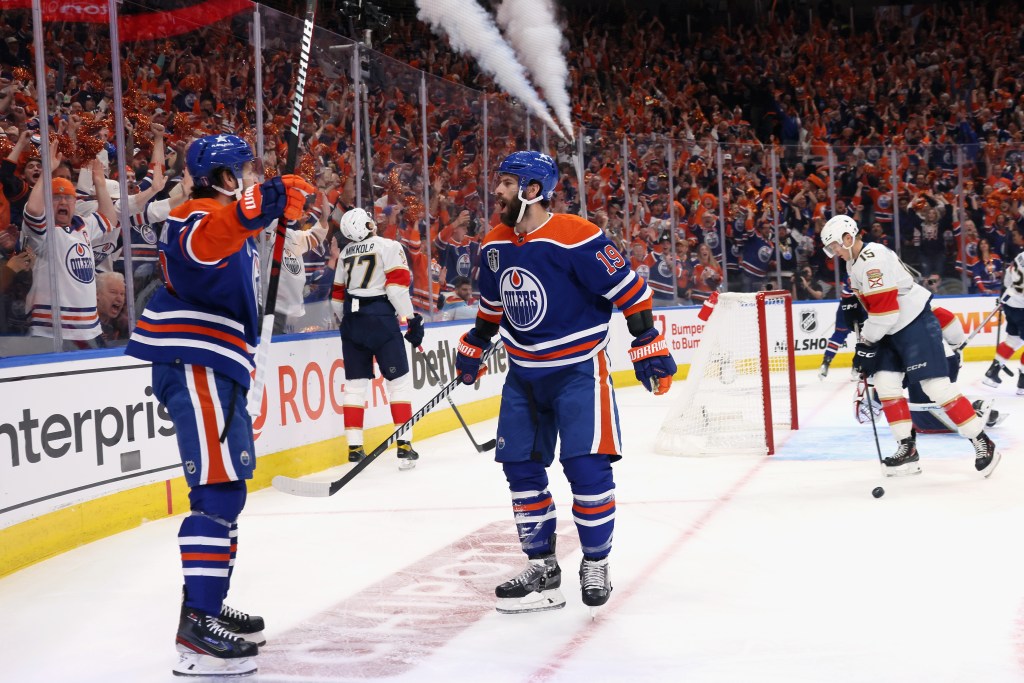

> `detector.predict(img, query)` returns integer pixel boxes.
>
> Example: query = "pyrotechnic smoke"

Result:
[414,0,564,139]
[496,0,574,139]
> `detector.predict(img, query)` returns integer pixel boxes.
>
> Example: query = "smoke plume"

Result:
[496,0,574,139]
[414,0,563,138]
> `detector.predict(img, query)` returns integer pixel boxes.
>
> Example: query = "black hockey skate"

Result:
[882,435,922,477]
[397,441,419,471]
[174,607,258,677]
[982,360,1011,388]
[348,445,366,463]
[580,557,612,615]
[972,432,1001,478]
[495,553,565,614]
[218,604,266,646]
[1018,371,1024,396]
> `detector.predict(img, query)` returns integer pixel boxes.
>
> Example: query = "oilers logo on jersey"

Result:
[636,264,650,280]
[500,267,547,331]
[456,252,472,278]
[66,243,95,283]
[138,224,158,245]
[283,251,302,276]
[758,244,773,263]
[657,260,674,278]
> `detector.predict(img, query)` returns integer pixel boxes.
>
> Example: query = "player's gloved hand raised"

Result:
[629,328,677,395]
[404,314,424,348]
[852,341,879,377]
[840,296,866,330]
[455,329,491,384]
[238,175,315,229]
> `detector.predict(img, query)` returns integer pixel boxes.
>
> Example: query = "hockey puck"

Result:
[872,486,885,499]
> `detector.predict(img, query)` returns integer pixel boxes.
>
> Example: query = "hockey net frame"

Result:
[655,291,798,456]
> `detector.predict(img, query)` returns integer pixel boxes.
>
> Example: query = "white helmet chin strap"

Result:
[212,171,244,200]
[515,188,544,225]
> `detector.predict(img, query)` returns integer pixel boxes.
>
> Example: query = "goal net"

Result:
[655,291,798,456]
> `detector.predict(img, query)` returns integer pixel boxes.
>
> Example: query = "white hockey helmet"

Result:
[821,214,859,258]
[340,208,376,242]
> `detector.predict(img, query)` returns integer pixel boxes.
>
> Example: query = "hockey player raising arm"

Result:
[124,134,313,677]
[454,151,676,616]
[820,215,999,478]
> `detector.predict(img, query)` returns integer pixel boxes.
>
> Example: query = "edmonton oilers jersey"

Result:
[21,210,113,340]
[126,198,260,389]
[477,213,652,377]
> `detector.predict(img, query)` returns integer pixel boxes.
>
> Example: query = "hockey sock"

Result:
[879,398,913,441]
[181,481,246,615]
[227,522,238,587]
[386,374,413,435]
[995,342,1016,364]
[941,395,983,439]
[563,455,616,560]
[503,460,556,556]
[343,378,368,448]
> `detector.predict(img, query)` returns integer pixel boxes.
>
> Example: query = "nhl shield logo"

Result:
[800,309,818,333]
[487,248,500,273]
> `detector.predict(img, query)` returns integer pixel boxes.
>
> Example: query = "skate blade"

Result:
[981,378,1001,388]
[398,460,417,471]
[173,651,257,677]
[881,463,922,478]
[978,450,1002,479]
[495,589,566,614]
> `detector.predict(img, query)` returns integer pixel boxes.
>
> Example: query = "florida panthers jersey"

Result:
[1002,256,1024,309]
[269,222,327,317]
[331,235,414,320]
[21,209,114,340]
[849,241,931,344]
[477,213,652,377]
[125,198,262,389]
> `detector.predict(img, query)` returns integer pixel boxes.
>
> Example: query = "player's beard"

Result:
[499,194,523,228]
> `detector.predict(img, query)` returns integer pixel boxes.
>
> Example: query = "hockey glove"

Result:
[852,341,879,377]
[629,328,677,395]
[455,329,491,384]
[840,295,866,330]
[404,314,425,348]
[237,175,315,230]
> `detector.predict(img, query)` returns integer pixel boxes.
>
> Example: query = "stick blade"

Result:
[480,439,497,452]
[271,475,333,498]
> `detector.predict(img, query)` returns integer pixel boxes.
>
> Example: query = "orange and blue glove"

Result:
[237,174,315,230]
[629,328,676,395]
[455,330,491,384]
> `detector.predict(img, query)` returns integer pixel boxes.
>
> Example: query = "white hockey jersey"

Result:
[848,241,931,344]
[331,235,413,320]
[22,210,115,340]
[1002,254,1024,309]
[274,223,327,317]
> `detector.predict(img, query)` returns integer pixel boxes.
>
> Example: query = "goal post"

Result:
[655,291,798,456]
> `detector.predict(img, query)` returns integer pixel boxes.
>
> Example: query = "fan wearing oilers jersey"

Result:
[820,214,1000,479]
[454,151,676,616]
[124,134,314,677]
[331,208,424,469]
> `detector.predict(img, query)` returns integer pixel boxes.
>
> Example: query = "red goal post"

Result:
[655,291,798,456]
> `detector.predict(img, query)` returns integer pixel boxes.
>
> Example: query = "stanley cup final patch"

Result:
[487,248,500,273]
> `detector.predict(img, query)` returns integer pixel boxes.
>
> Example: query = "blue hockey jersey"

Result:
[477,213,652,377]
[125,197,262,388]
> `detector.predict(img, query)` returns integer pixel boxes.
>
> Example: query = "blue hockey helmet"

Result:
[497,151,559,201]
[186,134,255,193]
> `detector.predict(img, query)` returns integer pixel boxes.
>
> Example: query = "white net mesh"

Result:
[655,292,794,456]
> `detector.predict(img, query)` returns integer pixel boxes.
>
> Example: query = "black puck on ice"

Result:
[872,486,885,499]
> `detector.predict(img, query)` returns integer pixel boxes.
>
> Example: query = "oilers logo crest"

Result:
[456,252,472,278]
[636,264,650,280]
[758,245,773,263]
[500,267,547,331]
[657,259,674,278]
[137,223,157,244]
[66,243,95,284]
[284,251,302,276]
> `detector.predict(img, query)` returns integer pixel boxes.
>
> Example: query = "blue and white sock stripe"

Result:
[572,489,616,527]
[510,488,556,554]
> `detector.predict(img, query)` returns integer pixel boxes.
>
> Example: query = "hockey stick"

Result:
[247,0,317,418]
[853,323,884,465]
[419,346,496,452]
[954,299,1003,354]
[272,374,463,497]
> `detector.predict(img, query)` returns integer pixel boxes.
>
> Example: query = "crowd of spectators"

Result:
[2,1,1024,358]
